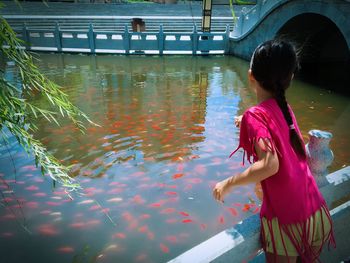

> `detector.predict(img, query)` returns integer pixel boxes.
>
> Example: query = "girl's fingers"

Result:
[213,188,224,203]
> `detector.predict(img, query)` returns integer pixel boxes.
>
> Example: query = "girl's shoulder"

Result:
[243,104,269,122]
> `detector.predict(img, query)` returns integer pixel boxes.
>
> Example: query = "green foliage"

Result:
[0,16,96,191]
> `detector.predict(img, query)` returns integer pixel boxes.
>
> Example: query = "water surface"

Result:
[0,54,349,263]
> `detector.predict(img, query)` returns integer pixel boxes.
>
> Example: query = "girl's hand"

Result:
[234,115,243,128]
[212,178,233,203]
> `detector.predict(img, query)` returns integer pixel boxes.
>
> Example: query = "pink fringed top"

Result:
[230,98,335,260]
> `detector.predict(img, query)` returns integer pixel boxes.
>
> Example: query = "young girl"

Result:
[213,40,335,262]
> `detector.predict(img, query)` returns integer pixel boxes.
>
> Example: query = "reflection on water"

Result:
[0,54,349,263]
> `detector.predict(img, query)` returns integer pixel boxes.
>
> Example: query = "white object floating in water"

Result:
[107,197,123,203]
[188,197,194,200]
[77,199,94,205]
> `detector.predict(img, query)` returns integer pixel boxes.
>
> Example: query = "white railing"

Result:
[169,166,350,262]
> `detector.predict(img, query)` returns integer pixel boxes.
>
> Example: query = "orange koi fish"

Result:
[172,173,184,179]
[242,204,251,212]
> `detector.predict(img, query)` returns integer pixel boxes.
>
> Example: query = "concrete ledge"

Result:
[168,166,350,263]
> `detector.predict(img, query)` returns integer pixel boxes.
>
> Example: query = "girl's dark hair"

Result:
[250,39,306,159]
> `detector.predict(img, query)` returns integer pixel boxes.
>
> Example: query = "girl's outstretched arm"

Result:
[213,139,279,203]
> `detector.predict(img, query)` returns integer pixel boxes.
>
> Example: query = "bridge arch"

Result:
[277,13,350,91]
[229,0,350,92]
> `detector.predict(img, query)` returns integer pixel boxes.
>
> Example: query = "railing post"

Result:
[240,14,245,35]
[55,22,62,52]
[224,24,230,54]
[89,23,95,54]
[124,24,130,55]
[192,24,198,56]
[22,23,30,50]
[159,24,164,56]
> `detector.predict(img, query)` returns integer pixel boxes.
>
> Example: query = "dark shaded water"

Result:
[0,54,349,263]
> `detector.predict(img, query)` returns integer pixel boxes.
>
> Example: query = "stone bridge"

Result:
[229,0,350,92]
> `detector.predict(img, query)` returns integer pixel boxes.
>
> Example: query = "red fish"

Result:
[242,204,251,212]
[187,178,202,184]
[86,220,101,227]
[227,207,238,217]
[149,203,162,208]
[38,224,58,236]
[1,232,14,237]
[135,254,147,262]
[138,225,148,233]
[132,195,145,205]
[179,211,189,217]
[165,218,177,224]
[2,197,13,202]
[160,243,169,253]
[57,246,74,253]
[107,188,124,194]
[165,191,177,196]
[89,205,100,211]
[182,219,193,223]
[139,214,151,220]
[147,231,155,240]
[252,207,260,214]
[165,235,177,243]
[219,216,225,224]
[172,173,184,179]
[160,208,176,214]
[40,210,52,215]
[193,164,206,174]
[122,212,133,221]
[69,222,86,229]
[33,193,47,197]
[46,201,61,207]
[113,233,126,239]
[25,185,39,191]
[26,202,39,209]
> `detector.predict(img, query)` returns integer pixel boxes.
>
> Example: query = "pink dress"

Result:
[230,98,335,261]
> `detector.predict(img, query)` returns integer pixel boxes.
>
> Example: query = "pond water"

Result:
[0,54,349,263]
